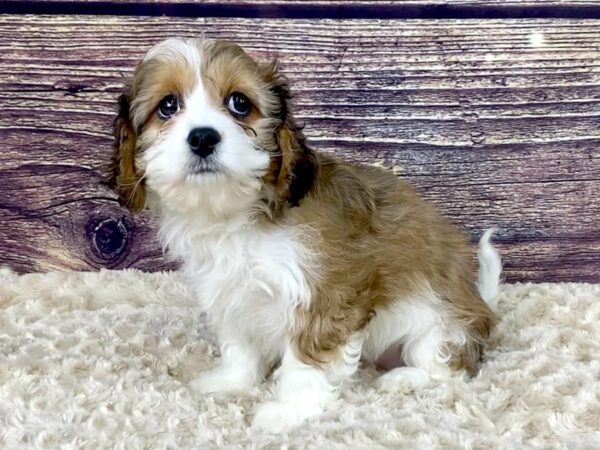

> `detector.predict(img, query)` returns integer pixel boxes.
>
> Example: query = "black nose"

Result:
[187,127,221,158]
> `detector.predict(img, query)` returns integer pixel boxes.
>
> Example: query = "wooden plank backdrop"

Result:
[0,8,599,282]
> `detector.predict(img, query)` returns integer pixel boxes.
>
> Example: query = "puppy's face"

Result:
[112,39,316,217]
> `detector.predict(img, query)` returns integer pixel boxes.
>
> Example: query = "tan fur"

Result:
[111,94,146,210]
[284,154,495,374]
[112,38,495,377]
[200,40,272,118]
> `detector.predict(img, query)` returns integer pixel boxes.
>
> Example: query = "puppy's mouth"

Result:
[188,159,221,176]
[191,167,218,175]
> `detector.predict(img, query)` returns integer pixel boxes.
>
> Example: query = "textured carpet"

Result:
[0,268,598,449]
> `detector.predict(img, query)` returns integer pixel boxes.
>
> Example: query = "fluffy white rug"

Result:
[0,268,598,449]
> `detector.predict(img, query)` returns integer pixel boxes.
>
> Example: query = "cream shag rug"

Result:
[0,268,598,449]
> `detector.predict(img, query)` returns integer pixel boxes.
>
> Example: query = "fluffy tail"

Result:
[477,228,502,311]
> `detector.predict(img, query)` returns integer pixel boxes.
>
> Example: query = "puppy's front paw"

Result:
[252,401,322,433]
[189,368,253,395]
[375,366,430,393]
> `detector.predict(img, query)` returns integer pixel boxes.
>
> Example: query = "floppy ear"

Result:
[110,93,146,211]
[267,63,318,212]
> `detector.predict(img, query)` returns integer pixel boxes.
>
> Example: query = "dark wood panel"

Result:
[2,1,600,20]
[5,1,599,5]
[0,15,599,282]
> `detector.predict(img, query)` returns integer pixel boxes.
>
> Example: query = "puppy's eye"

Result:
[157,94,179,120]
[226,92,251,118]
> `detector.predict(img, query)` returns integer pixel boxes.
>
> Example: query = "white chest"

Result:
[170,223,315,342]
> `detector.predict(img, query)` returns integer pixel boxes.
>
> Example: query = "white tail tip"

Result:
[478,228,502,311]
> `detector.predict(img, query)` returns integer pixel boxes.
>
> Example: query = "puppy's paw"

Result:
[375,367,430,393]
[189,368,253,395]
[252,401,322,433]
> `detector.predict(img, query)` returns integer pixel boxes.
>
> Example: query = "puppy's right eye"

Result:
[157,94,179,120]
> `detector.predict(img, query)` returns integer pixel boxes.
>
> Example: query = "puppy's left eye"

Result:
[226,92,251,118]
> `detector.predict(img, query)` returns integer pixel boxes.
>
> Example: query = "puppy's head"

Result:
[111,38,316,218]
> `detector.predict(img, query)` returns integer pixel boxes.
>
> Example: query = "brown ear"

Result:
[111,93,146,211]
[269,68,318,212]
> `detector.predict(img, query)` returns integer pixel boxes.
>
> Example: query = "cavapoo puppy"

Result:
[111,38,502,432]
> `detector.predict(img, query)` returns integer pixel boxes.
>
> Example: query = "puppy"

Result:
[111,38,501,432]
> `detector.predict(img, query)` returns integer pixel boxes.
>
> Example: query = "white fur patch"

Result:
[478,227,503,310]
[252,337,364,432]
[375,367,430,393]
[162,214,318,385]
[253,349,333,432]
[189,340,263,395]
[143,38,201,67]
[362,285,467,382]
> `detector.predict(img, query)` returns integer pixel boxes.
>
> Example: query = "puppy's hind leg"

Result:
[376,230,500,391]
[366,288,493,393]
[370,300,456,393]
[373,321,474,393]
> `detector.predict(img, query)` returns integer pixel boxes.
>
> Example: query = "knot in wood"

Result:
[87,216,132,262]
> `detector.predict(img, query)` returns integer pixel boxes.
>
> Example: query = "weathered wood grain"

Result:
[0,15,599,282]
[0,161,171,272]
